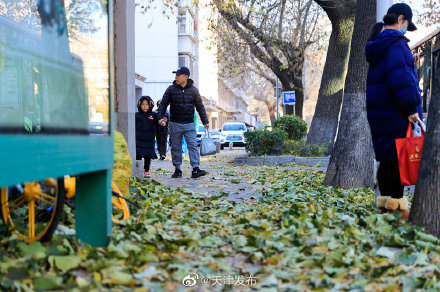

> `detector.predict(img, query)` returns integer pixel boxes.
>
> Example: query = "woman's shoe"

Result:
[377,196,390,213]
[384,198,408,211]
[144,172,151,178]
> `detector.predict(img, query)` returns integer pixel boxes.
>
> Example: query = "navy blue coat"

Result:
[365,29,423,162]
[136,98,158,159]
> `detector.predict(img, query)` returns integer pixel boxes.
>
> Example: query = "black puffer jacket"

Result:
[136,96,158,159]
[157,79,209,125]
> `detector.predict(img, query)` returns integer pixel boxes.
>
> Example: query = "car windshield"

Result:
[223,124,246,131]
[211,130,220,135]
[198,126,205,132]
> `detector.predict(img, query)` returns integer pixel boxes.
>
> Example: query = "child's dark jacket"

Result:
[136,99,158,159]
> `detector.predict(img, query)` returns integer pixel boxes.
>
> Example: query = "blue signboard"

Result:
[283,91,296,104]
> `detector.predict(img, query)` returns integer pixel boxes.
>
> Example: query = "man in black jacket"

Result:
[157,67,209,178]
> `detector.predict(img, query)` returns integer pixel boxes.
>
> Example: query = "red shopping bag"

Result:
[395,122,425,185]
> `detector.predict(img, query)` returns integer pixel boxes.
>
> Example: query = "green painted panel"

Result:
[0,1,110,135]
[0,135,113,187]
[0,1,114,247]
[76,169,112,247]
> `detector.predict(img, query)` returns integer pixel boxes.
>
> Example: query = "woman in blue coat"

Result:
[365,3,422,214]
[136,96,158,178]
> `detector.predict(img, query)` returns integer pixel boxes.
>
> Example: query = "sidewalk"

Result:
[150,149,327,202]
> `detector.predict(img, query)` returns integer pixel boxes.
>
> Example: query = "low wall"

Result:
[234,155,330,167]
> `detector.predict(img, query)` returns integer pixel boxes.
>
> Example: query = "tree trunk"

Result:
[409,52,440,236]
[268,102,276,126]
[293,72,304,118]
[324,0,376,188]
[307,1,355,149]
[285,104,294,115]
[278,69,304,118]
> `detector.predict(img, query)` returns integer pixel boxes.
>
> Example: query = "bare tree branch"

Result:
[278,0,287,38]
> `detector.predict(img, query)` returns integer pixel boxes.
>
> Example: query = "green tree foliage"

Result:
[284,139,329,156]
[244,128,287,156]
[273,115,307,140]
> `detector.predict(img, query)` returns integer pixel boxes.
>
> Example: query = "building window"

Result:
[178,56,186,68]
[178,8,195,38]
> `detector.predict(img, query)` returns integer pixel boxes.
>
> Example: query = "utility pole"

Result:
[377,0,394,22]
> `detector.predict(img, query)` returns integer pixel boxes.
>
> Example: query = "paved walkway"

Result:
[150,151,415,199]
[150,150,257,202]
[150,149,327,201]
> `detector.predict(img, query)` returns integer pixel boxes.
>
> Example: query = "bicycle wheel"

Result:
[0,178,65,242]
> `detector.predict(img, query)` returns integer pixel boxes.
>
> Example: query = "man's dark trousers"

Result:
[156,128,168,157]
[169,122,199,169]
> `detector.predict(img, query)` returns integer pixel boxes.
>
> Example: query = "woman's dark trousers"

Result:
[377,159,404,199]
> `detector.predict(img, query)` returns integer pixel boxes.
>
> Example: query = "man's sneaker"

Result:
[160,155,166,160]
[144,172,151,178]
[172,168,182,178]
[191,167,206,178]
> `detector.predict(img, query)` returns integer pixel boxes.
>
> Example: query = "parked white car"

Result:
[220,122,247,149]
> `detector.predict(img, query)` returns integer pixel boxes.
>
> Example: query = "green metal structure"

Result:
[0,0,114,246]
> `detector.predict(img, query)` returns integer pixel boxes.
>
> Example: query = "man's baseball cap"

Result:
[387,3,417,31]
[172,66,190,76]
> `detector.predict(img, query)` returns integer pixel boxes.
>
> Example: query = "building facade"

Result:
[135,0,257,130]
[135,1,198,105]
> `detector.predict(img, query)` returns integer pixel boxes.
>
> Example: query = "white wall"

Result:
[178,37,196,57]
[197,0,219,103]
[143,82,171,105]
[135,4,178,99]
[377,0,394,22]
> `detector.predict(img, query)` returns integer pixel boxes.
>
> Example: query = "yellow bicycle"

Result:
[0,177,131,242]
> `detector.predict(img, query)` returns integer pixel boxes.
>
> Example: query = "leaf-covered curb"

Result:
[0,167,439,291]
[234,154,329,167]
